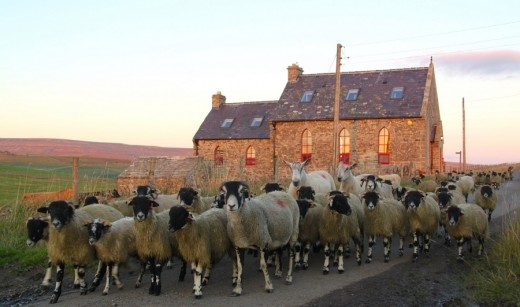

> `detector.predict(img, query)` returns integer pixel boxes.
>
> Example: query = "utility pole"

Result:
[455,151,462,172]
[332,43,342,173]
[462,98,466,173]
[72,157,79,207]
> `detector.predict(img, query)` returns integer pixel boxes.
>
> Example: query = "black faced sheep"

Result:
[177,187,214,215]
[474,185,498,222]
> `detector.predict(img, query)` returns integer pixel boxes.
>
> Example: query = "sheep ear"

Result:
[261,184,267,192]
[351,162,357,168]
[309,201,317,208]
[37,207,48,214]
[283,160,291,166]
[151,200,160,208]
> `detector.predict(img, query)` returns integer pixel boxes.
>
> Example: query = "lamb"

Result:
[84,217,146,295]
[337,162,364,196]
[474,185,498,222]
[168,206,236,299]
[128,195,187,296]
[285,159,336,199]
[456,175,475,202]
[177,187,214,215]
[360,191,409,263]
[445,203,489,261]
[36,201,124,304]
[403,190,441,262]
[220,181,299,296]
[319,193,363,274]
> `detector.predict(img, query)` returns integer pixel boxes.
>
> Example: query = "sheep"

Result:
[445,203,489,261]
[26,217,80,288]
[412,177,438,193]
[360,191,409,263]
[360,174,393,199]
[220,181,299,296]
[36,201,124,304]
[456,175,475,202]
[261,182,285,193]
[378,173,401,188]
[392,186,409,202]
[403,190,441,262]
[83,195,99,206]
[127,195,187,296]
[436,189,466,246]
[84,217,146,295]
[337,162,364,196]
[177,187,214,215]
[319,193,363,274]
[284,159,336,199]
[168,206,237,299]
[474,185,498,222]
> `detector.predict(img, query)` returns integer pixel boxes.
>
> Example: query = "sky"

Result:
[1,1,519,165]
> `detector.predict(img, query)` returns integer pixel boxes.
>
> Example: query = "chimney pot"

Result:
[287,63,303,82]
[212,91,226,110]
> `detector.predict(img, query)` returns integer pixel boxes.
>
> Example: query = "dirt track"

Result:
[4,172,519,306]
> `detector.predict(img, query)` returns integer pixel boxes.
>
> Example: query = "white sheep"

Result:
[360,191,409,263]
[456,175,475,202]
[319,193,363,274]
[474,185,498,222]
[84,217,146,295]
[379,173,401,188]
[445,203,489,261]
[128,196,187,296]
[403,190,441,262]
[168,206,237,299]
[220,181,299,296]
[36,201,124,304]
[337,162,364,196]
[284,159,336,199]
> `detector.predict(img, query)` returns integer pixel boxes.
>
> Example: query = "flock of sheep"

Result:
[26,160,512,304]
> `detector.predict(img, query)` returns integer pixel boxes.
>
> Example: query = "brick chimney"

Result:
[212,91,226,110]
[287,63,303,82]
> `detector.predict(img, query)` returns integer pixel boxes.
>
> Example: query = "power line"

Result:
[467,92,520,102]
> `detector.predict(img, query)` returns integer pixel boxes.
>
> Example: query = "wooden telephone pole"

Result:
[332,43,342,173]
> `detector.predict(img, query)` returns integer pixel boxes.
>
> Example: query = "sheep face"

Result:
[220,181,249,212]
[437,192,452,209]
[178,187,198,207]
[168,206,191,232]
[393,186,407,201]
[447,205,464,226]
[480,185,493,198]
[262,182,284,193]
[285,161,307,187]
[361,191,380,210]
[84,196,99,206]
[328,194,352,216]
[403,190,425,209]
[133,185,159,199]
[85,218,112,246]
[363,175,378,191]
[128,196,159,222]
[337,162,356,183]
[296,199,314,219]
[37,200,74,230]
[212,193,225,209]
[26,218,48,247]
[297,186,315,201]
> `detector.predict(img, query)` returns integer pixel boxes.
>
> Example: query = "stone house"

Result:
[193,61,444,182]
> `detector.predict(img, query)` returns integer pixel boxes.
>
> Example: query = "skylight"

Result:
[346,89,359,101]
[221,118,234,128]
[391,87,404,99]
[300,90,314,103]
[251,117,263,127]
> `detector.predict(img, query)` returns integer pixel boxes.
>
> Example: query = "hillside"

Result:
[0,138,193,161]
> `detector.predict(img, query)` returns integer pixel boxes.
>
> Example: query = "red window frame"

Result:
[301,129,313,162]
[338,129,350,164]
[214,146,224,166]
[245,146,256,166]
[378,128,390,165]
[339,153,350,164]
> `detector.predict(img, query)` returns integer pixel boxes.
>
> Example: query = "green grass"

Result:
[465,213,520,306]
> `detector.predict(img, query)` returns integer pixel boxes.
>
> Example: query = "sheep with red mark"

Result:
[220,181,299,296]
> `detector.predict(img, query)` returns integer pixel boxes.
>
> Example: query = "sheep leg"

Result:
[166,257,173,270]
[112,263,123,289]
[89,261,106,292]
[323,243,331,274]
[478,237,485,256]
[259,248,274,293]
[366,235,375,263]
[231,247,243,296]
[412,232,420,262]
[153,261,163,296]
[135,260,146,288]
[294,242,302,270]
[467,238,473,253]
[285,244,295,285]
[302,243,311,270]
[487,209,493,222]
[274,248,283,278]
[78,266,88,295]
[353,238,362,265]
[49,262,65,304]
[73,264,80,288]
[424,233,431,257]
[178,258,187,282]
[337,245,345,273]
[193,262,204,299]
[148,258,157,295]
[202,262,213,286]
[42,259,53,287]
[344,242,351,258]
[399,236,405,256]
[456,237,465,262]
[383,237,390,262]
[103,263,112,295]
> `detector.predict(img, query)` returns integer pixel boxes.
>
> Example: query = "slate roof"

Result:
[193,101,278,140]
[271,67,428,121]
[193,67,429,140]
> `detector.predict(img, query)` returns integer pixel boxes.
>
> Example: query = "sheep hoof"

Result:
[80,288,88,295]
[365,258,372,264]
[229,292,241,297]
[457,257,464,263]
[102,292,108,296]
[74,284,81,289]
[338,269,344,274]
[265,288,274,293]
[49,294,59,304]
[322,269,329,275]
[302,263,309,270]
[399,250,404,257]
[202,280,208,286]
[195,294,203,299]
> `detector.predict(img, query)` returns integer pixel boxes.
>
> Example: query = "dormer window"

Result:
[221,118,234,128]
[300,90,314,103]
[251,117,263,127]
[346,89,359,101]
[391,87,404,99]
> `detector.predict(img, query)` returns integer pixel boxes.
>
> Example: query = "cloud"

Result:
[435,50,520,76]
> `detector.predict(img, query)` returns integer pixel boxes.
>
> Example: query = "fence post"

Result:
[72,157,79,207]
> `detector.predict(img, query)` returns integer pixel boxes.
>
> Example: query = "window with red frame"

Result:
[338,128,350,164]
[214,146,224,166]
[301,129,313,162]
[245,146,256,166]
[378,127,390,164]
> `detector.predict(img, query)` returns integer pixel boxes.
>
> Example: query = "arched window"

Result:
[378,128,390,164]
[339,129,350,164]
[301,129,312,162]
[245,146,256,166]
[214,146,224,166]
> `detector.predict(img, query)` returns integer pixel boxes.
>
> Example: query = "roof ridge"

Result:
[223,100,279,105]
[303,66,429,77]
